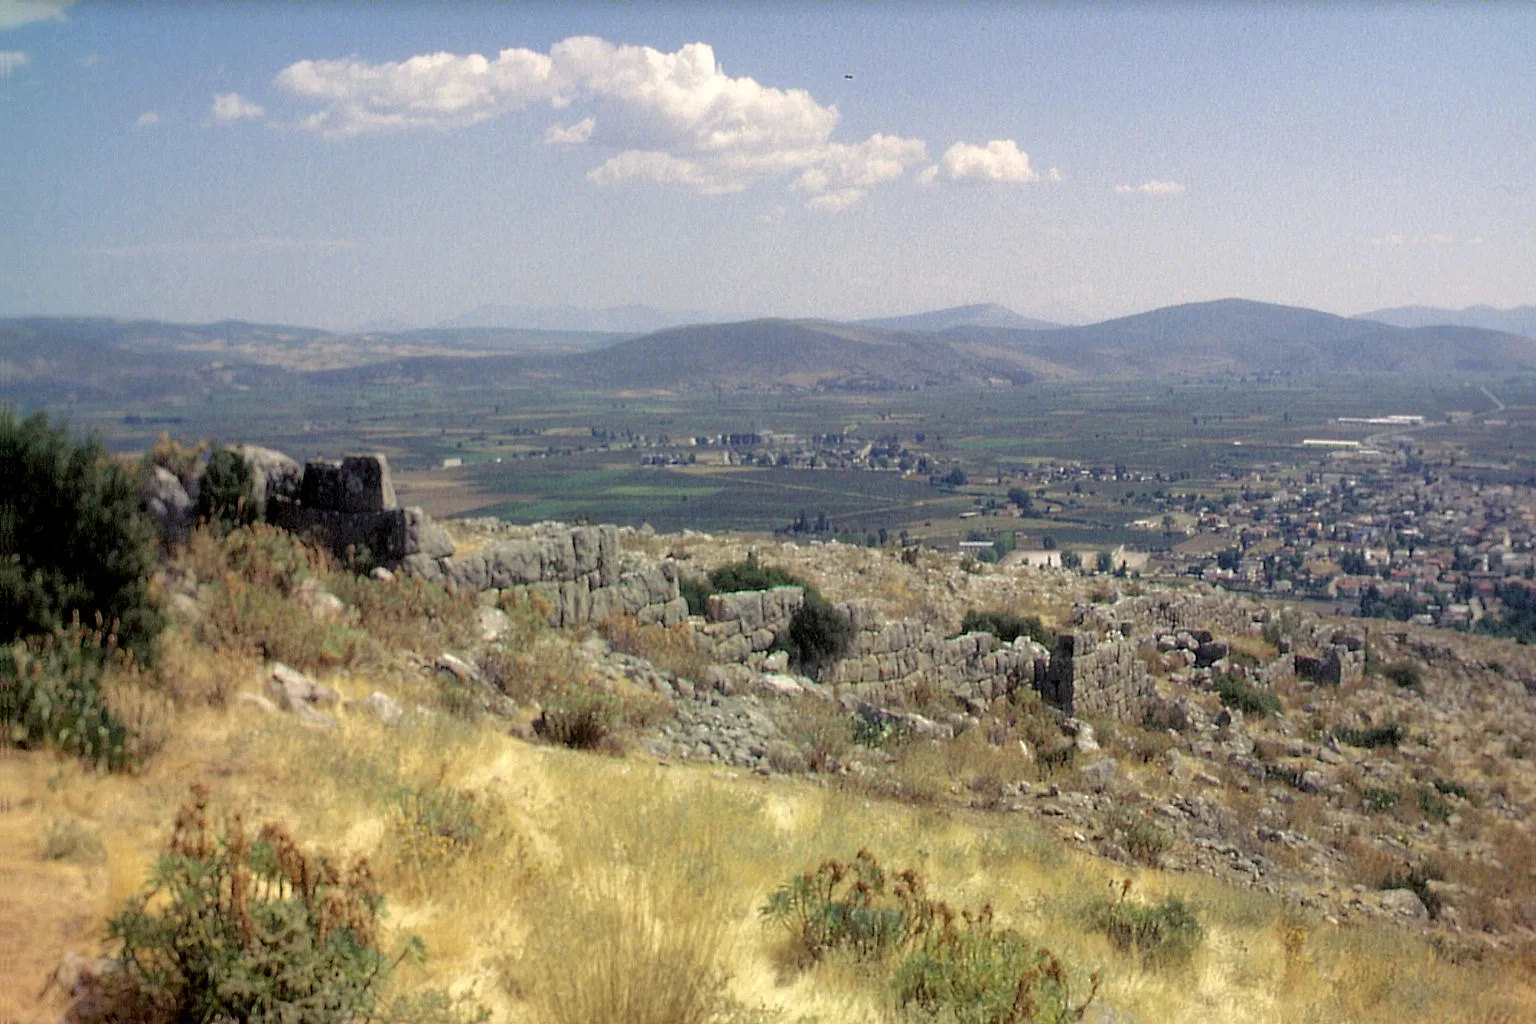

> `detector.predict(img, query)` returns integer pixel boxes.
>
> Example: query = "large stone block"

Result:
[300,454,396,513]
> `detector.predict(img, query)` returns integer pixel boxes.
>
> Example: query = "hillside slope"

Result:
[947,299,1536,378]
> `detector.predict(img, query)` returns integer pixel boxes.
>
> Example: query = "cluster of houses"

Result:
[1146,465,1536,627]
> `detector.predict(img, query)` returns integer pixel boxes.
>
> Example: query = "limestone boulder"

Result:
[143,466,194,542]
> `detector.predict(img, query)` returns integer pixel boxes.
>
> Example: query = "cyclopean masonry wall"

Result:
[239,455,1323,725]
[698,587,805,663]
[1040,630,1155,719]
[822,599,1049,701]
[404,523,691,630]
[264,454,454,567]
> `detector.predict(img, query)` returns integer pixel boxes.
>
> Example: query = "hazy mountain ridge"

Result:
[940,299,1536,378]
[6,300,1536,400]
[439,302,719,334]
[857,303,1063,333]
[1358,304,1536,338]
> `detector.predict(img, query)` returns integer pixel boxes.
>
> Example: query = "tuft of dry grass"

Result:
[515,869,730,1024]
[598,615,713,683]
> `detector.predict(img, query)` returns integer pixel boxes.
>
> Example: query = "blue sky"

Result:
[2,1,1533,330]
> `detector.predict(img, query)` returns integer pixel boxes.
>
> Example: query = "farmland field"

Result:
[27,371,1536,546]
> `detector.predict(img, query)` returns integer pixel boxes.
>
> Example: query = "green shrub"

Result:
[1,626,147,770]
[107,785,400,1024]
[852,708,904,748]
[1333,723,1402,749]
[1416,786,1454,824]
[1088,883,1203,967]
[764,852,1099,1022]
[777,596,854,681]
[1213,673,1280,717]
[1,409,163,661]
[708,553,806,595]
[892,907,1096,1024]
[1381,662,1423,690]
[959,610,1057,650]
[760,849,928,963]
[1108,808,1171,866]
[679,575,714,616]
[1380,867,1444,920]
[195,444,258,532]
[1360,786,1400,813]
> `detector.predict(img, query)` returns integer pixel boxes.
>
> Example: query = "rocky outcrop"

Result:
[142,466,195,543]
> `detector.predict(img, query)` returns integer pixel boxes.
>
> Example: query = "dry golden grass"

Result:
[5,629,1536,1024]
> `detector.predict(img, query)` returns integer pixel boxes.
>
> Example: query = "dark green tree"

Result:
[1,409,162,659]
[196,444,259,531]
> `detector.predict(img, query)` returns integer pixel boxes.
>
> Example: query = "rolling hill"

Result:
[7,300,1536,400]
[857,303,1063,333]
[942,299,1536,379]
[1356,304,1536,339]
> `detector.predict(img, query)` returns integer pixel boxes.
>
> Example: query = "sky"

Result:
[2,1,1534,331]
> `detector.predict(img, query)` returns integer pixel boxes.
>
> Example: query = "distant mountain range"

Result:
[857,303,1063,332]
[437,303,715,334]
[1356,305,1536,338]
[6,299,1536,400]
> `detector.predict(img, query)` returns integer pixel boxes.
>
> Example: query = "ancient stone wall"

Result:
[1074,590,1268,638]
[265,454,450,567]
[404,523,688,629]
[1039,631,1155,720]
[825,600,1046,700]
[698,587,804,663]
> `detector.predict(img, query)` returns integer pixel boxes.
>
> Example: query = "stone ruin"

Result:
[1041,630,1155,719]
[262,454,454,568]
[156,446,1368,723]
[405,523,690,630]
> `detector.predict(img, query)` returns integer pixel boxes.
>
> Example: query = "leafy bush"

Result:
[1213,673,1280,717]
[852,706,905,748]
[1360,786,1400,813]
[1088,881,1203,967]
[892,907,1097,1024]
[1108,808,1171,865]
[1,625,158,770]
[959,610,1057,649]
[764,851,1098,1023]
[1,409,163,660]
[1417,786,1455,824]
[195,444,258,532]
[106,785,400,1024]
[777,596,854,680]
[760,849,929,963]
[1380,661,1423,690]
[682,553,816,620]
[1333,723,1402,749]
[708,553,806,595]
[1380,867,1444,920]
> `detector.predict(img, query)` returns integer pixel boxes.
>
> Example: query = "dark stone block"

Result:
[300,455,396,513]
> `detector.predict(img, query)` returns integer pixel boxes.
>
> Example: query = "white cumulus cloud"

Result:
[544,116,594,144]
[0,49,29,78]
[1113,179,1185,195]
[270,36,939,207]
[924,139,1049,184]
[135,110,160,127]
[0,1,69,31]
[210,92,265,124]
